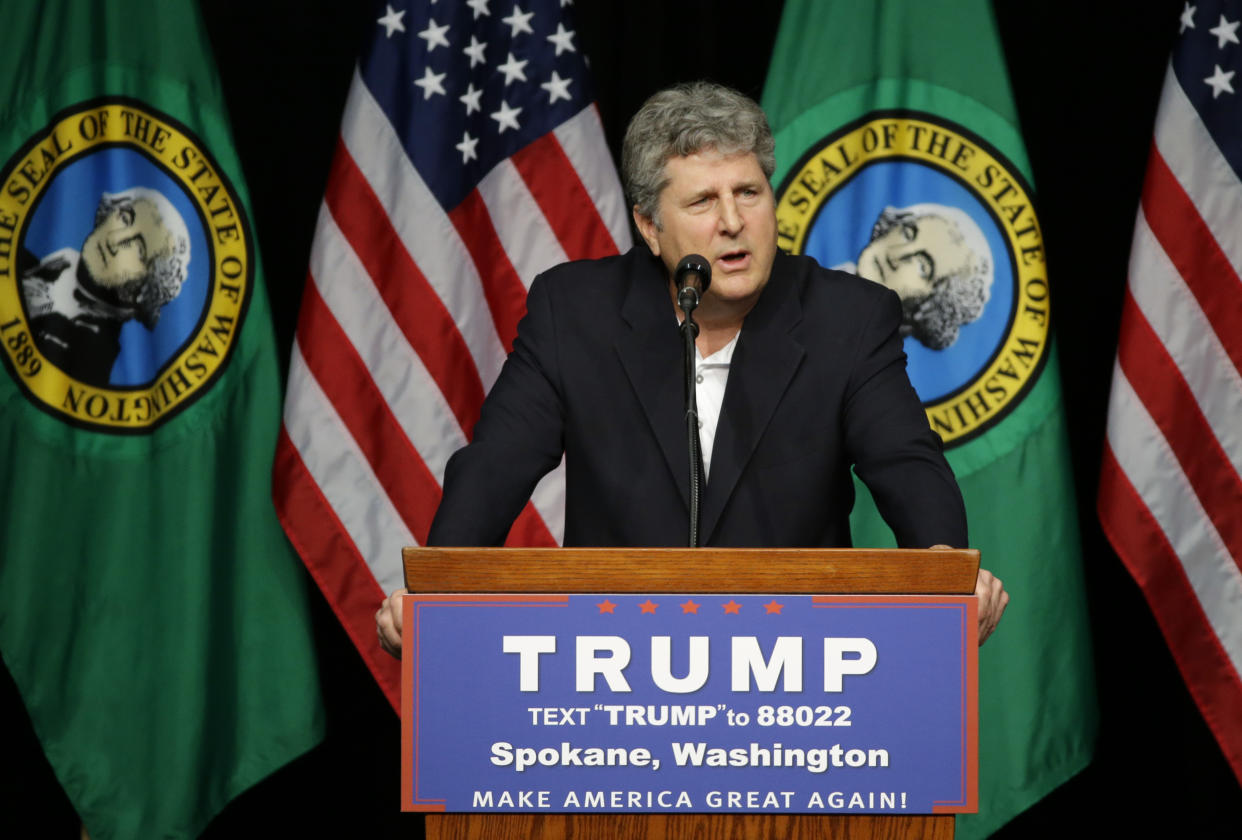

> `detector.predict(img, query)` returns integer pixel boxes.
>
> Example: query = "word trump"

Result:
[502,635,878,693]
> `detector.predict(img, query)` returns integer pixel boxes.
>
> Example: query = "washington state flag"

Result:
[0,1,323,837]
[763,1,1097,836]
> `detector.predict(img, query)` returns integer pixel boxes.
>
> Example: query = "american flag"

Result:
[273,0,631,707]
[1098,0,1242,784]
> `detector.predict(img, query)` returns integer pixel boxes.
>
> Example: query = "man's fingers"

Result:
[376,588,407,658]
[975,569,1007,645]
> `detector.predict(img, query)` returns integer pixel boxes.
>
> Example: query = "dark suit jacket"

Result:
[429,247,967,548]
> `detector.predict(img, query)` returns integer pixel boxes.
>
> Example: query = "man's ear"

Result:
[632,207,660,257]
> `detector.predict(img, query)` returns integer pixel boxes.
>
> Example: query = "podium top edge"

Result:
[402,547,980,595]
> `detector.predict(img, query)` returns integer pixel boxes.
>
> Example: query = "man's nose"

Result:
[718,196,743,235]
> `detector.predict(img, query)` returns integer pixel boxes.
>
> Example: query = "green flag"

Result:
[0,1,323,837]
[763,1,1096,835]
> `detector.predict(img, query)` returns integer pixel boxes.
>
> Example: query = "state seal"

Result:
[775,112,1050,447]
[0,98,251,432]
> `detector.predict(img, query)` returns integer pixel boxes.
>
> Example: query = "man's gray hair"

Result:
[622,81,775,225]
[871,204,992,350]
[94,187,191,329]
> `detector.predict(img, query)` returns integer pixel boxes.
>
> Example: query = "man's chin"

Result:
[706,274,765,304]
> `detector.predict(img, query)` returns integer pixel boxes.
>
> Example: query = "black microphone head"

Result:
[674,254,711,294]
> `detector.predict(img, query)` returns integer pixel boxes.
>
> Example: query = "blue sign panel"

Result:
[401,594,976,814]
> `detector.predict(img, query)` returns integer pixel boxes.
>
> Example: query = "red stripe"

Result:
[1141,145,1242,376]
[447,189,529,353]
[324,139,487,436]
[505,502,558,547]
[511,133,620,261]
[296,279,442,544]
[1116,289,1242,571]
[1098,445,1242,785]
[273,427,401,712]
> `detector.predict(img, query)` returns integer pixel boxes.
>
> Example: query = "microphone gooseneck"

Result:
[675,254,711,548]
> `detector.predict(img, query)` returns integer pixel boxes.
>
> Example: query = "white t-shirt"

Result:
[694,332,739,480]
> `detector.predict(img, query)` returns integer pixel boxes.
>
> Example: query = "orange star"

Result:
[639,599,659,614]
[764,600,784,614]
[722,600,741,614]
[681,599,700,614]
[597,599,616,614]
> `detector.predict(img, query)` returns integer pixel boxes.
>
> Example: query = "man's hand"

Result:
[930,545,1008,645]
[377,588,407,658]
[974,568,1008,645]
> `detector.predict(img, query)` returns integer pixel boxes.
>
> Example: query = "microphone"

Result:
[673,254,710,547]
[674,254,712,313]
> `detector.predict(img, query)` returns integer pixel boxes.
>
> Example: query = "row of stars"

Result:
[406,18,576,58]
[377,5,580,160]
[449,71,572,162]
[378,3,576,48]
[596,599,786,615]
[413,63,573,104]
[1180,3,1240,46]
[1181,3,1239,98]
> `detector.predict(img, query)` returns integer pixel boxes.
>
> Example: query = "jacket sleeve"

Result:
[842,287,968,548]
[427,273,566,546]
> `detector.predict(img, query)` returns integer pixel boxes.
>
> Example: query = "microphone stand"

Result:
[678,286,704,548]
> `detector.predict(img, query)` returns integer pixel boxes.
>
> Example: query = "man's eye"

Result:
[917,254,934,279]
[120,207,135,225]
[901,224,917,242]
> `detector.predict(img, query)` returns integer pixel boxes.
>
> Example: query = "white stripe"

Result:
[310,203,467,482]
[306,208,568,543]
[1156,64,1242,274]
[1105,366,1242,671]
[1128,210,1242,477]
[319,69,626,548]
[473,157,571,539]
[529,458,566,544]
[341,69,507,385]
[310,173,567,542]
[283,342,413,595]
[477,157,570,291]
[553,104,634,253]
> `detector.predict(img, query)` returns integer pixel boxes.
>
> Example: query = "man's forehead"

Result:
[661,150,766,189]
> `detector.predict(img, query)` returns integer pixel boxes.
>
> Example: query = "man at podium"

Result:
[378,82,1007,654]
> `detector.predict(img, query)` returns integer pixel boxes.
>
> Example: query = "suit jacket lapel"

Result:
[614,253,691,510]
[701,257,806,543]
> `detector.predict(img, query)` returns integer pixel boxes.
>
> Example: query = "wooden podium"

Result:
[403,546,979,840]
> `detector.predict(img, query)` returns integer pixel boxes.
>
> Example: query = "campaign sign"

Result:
[401,594,976,814]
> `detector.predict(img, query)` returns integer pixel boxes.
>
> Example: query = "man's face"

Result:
[81,198,169,289]
[857,214,972,304]
[634,150,777,313]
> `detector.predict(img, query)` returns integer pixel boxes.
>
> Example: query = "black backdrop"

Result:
[4,1,1241,836]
